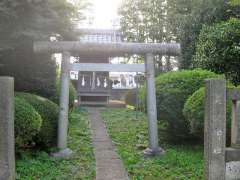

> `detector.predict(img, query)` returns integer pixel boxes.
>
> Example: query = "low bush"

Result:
[52,79,77,110]
[183,87,232,142]
[17,93,59,148]
[15,97,42,148]
[140,69,220,142]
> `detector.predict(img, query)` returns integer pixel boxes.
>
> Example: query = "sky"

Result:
[57,0,123,67]
[82,0,122,29]
[69,0,137,78]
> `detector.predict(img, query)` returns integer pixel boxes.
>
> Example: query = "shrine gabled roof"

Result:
[74,28,122,36]
[75,28,123,43]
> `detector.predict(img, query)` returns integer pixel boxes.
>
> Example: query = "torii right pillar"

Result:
[144,53,165,156]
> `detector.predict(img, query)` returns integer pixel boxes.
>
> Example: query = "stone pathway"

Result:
[87,107,129,180]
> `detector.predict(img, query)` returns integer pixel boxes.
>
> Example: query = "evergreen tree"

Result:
[0,0,88,97]
[119,0,232,69]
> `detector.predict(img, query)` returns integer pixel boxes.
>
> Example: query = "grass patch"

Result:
[101,108,203,180]
[16,107,95,180]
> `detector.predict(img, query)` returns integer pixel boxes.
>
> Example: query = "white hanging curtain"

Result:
[104,77,108,88]
[97,77,101,87]
[81,75,85,86]
[91,72,96,90]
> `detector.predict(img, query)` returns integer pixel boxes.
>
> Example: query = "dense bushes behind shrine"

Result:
[140,69,220,142]
[52,79,77,110]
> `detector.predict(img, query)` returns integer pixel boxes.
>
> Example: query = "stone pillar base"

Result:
[51,148,73,158]
[143,147,165,157]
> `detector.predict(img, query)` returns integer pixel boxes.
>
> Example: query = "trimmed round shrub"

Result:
[183,88,205,138]
[15,97,42,148]
[141,69,220,142]
[52,79,77,109]
[183,87,232,142]
[17,93,59,148]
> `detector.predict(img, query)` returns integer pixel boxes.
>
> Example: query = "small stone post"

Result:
[225,91,240,179]
[231,100,240,147]
[204,79,226,180]
[55,51,72,157]
[0,77,15,180]
[144,53,164,156]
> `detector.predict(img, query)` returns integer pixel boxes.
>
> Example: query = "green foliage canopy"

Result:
[119,0,171,43]
[0,0,84,50]
[193,18,240,85]
[167,0,229,68]
[0,0,88,97]
[0,49,57,97]
[119,0,231,69]
[119,0,176,72]
[230,0,240,6]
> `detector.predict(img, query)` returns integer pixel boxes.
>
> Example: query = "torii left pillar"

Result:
[144,53,165,157]
[53,51,73,158]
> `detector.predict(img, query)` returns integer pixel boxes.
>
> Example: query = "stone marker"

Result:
[231,100,240,148]
[226,91,240,180]
[0,77,15,180]
[204,79,226,180]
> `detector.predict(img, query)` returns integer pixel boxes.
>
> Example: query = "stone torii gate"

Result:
[34,41,181,157]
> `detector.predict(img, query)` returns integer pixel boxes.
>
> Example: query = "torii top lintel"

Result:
[34,41,181,56]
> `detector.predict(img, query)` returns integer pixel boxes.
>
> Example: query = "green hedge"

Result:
[183,87,232,142]
[141,69,220,142]
[17,93,59,148]
[15,97,42,148]
[52,79,77,109]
